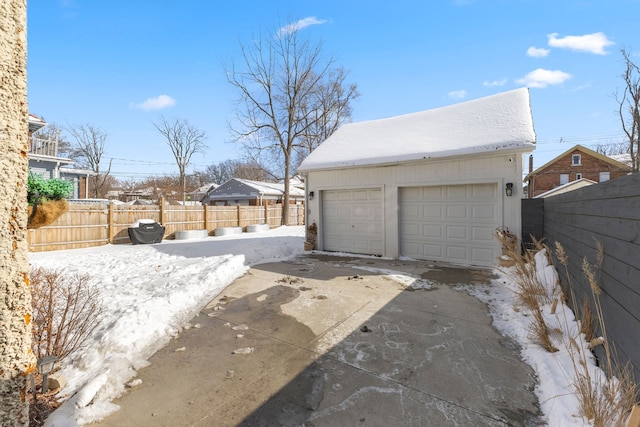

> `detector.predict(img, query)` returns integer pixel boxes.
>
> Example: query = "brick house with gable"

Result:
[525,144,631,198]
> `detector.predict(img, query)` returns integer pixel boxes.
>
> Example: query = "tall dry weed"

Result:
[495,231,556,352]
[554,242,638,426]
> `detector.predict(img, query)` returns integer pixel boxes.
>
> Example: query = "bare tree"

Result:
[67,123,113,197]
[616,48,640,172]
[0,1,32,423]
[204,159,270,184]
[153,116,207,202]
[226,23,358,224]
[593,141,629,156]
[295,67,359,168]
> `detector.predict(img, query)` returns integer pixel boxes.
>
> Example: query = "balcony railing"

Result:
[29,134,59,157]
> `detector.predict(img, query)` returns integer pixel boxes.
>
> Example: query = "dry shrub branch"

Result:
[31,267,104,361]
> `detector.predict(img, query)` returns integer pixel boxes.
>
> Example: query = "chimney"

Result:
[528,154,533,174]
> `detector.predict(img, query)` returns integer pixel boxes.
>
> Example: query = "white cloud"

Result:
[278,17,328,36]
[547,32,614,55]
[482,78,507,87]
[132,95,176,111]
[448,90,467,100]
[516,68,572,88]
[527,46,550,58]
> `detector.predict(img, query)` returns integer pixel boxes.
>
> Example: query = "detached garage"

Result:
[298,88,536,267]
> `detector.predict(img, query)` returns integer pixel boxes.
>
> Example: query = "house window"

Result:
[572,154,581,165]
[576,173,582,180]
[599,171,610,182]
[560,174,569,185]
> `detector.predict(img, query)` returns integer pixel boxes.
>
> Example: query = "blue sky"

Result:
[27,0,640,181]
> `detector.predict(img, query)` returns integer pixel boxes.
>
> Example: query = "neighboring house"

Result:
[201,178,305,206]
[298,88,536,267]
[189,183,218,202]
[534,178,596,198]
[28,114,95,199]
[524,144,631,198]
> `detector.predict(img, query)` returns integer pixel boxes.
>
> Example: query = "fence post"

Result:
[237,205,241,227]
[160,197,165,225]
[108,203,115,244]
[203,204,208,230]
[264,204,269,226]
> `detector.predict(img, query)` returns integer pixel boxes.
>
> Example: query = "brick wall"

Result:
[531,149,629,197]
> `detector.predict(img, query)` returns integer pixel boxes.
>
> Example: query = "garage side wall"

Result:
[304,153,524,264]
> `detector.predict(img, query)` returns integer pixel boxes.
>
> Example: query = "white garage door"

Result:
[399,184,501,267]
[322,188,383,255]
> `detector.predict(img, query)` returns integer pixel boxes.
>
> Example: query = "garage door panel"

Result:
[446,225,467,240]
[422,224,442,239]
[472,184,497,198]
[423,186,444,199]
[322,188,383,256]
[472,226,496,241]
[472,205,496,220]
[446,185,468,199]
[423,244,443,258]
[399,184,501,267]
[446,205,468,219]
[447,246,468,262]
[424,205,443,219]
[401,223,420,236]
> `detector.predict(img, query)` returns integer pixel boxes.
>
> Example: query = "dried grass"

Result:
[554,242,638,426]
[495,231,638,424]
[496,231,556,351]
[27,199,68,229]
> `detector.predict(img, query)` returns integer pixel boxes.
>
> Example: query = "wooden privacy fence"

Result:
[27,202,305,252]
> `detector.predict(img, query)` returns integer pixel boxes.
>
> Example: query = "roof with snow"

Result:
[298,88,536,172]
[534,178,596,198]
[28,113,47,132]
[205,178,305,200]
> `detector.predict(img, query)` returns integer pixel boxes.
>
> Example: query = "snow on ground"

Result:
[30,226,602,425]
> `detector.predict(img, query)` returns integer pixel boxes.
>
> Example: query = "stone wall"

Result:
[0,0,33,425]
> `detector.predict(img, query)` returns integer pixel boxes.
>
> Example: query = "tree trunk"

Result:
[0,1,34,425]
[281,157,291,226]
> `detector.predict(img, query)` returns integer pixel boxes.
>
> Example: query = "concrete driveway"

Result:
[96,254,541,427]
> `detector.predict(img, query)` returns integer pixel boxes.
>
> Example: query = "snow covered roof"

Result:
[206,178,305,200]
[190,183,218,195]
[28,113,47,132]
[298,88,536,172]
[534,178,596,198]
[234,179,305,197]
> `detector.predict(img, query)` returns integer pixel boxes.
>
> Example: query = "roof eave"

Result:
[300,142,535,173]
